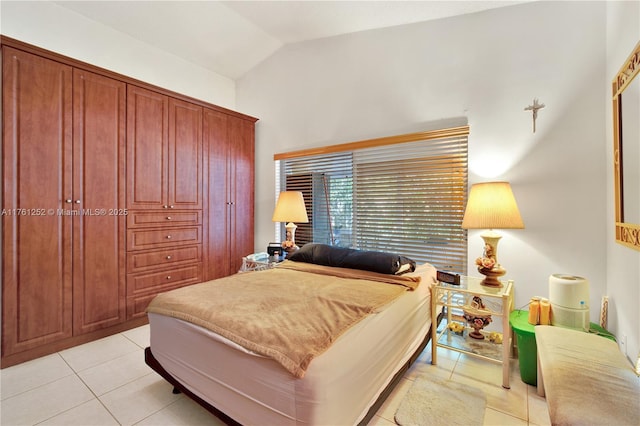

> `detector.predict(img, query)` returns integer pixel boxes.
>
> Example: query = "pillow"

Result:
[287,243,416,275]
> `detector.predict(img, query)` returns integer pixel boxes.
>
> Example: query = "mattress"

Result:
[148,264,435,425]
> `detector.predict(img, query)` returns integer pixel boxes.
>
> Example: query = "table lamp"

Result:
[272,191,309,253]
[462,182,524,287]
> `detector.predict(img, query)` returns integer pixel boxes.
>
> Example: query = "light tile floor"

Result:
[1,324,550,425]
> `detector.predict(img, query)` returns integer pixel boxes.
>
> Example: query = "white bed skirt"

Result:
[149,275,432,425]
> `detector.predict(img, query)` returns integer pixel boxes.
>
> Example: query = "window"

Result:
[278,152,353,247]
[275,127,468,273]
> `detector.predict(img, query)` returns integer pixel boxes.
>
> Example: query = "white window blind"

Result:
[275,127,468,274]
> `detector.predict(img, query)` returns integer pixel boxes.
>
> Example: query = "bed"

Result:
[144,244,439,425]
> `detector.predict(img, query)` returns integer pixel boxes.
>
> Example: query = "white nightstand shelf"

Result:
[431,276,514,388]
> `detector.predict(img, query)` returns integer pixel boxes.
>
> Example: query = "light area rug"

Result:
[394,377,486,426]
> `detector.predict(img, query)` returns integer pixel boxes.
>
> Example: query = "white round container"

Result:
[549,274,589,309]
[549,274,590,331]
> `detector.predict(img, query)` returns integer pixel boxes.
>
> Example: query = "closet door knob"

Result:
[74,200,81,204]
[169,205,174,209]
[166,276,171,280]
[163,205,168,209]
[166,217,172,220]
[166,235,172,239]
[166,255,172,260]
[65,199,72,203]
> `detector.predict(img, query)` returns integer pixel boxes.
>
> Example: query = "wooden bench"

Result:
[535,325,639,425]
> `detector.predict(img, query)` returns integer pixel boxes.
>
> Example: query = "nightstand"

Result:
[239,257,277,272]
[431,276,514,388]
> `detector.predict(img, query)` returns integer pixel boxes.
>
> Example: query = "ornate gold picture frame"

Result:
[612,40,640,251]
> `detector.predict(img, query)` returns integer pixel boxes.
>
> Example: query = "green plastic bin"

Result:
[588,322,616,342]
[509,310,538,386]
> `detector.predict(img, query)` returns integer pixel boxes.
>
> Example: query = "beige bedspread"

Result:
[535,325,640,425]
[147,261,424,378]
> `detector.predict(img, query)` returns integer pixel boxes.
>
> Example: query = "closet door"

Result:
[169,98,203,209]
[204,109,255,279]
[72,69,126,334]
[228,116,255,274]
[204,109,232,279]
[2,47,73,355]
[126,85,169,210]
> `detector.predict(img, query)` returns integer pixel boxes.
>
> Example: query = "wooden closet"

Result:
[126,86,204,319]
[204,109,255,279]
[1,37,257,367]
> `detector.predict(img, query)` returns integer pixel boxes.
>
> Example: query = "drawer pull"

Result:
[166,216,172,220]
[166,235,172,239]
[166,255,172,260]
[166,276,172,280]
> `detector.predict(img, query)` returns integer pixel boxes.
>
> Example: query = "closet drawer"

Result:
[127,211,202,228]
[127,263,202,296]
[127,226,201,251]
[127,245,201,273]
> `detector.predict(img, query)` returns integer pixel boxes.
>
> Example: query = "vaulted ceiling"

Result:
[54,1,527,79]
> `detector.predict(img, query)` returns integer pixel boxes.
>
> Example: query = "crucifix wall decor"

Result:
[524,98,545,133]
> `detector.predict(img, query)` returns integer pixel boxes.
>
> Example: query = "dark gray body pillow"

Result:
[287,243,416,275]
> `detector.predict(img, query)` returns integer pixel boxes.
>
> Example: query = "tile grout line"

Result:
[33,330,148,426]
[53,350,124,426]
[73,368,124,426]
[2,328,148,426]
[0,353,76,402]
[120,328,148,350]
[450,351,532,424]
[130,396,186,426]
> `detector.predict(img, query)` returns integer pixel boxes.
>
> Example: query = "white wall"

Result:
[1,0,235,109]
[606,1,640,363]
[238,2,611,324]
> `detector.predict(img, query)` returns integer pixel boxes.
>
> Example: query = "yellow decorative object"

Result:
[528,297,541,325]
[489,332,503,344]
[539,299,551,325]
[447,322,465,335]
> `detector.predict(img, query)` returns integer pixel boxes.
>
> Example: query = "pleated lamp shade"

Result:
[462,182,524,230]
[272,191,309,223]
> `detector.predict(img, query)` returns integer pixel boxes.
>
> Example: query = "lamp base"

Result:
[284,245,299,254]
[478,266,505,287]
[476,230,506,287]
[281,222,299,255]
